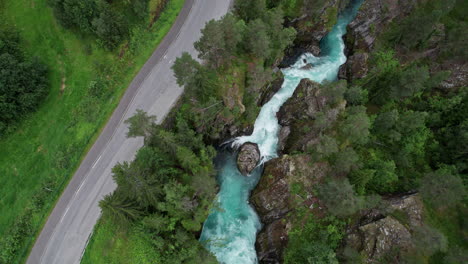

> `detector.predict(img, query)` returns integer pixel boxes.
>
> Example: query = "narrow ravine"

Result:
[200,1,363,263]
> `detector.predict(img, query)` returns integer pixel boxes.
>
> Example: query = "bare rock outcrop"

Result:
[343,194,425,263]
[236,142,260,176]
[251,155,329,263]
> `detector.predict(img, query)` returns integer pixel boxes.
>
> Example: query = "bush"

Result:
[0,29,49,134]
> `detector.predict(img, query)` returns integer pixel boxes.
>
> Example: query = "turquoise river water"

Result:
[200,1,363,263]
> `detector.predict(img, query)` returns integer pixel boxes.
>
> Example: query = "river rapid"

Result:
[200,1,363,263]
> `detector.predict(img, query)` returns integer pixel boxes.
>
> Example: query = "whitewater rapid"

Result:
[200,1,363,263]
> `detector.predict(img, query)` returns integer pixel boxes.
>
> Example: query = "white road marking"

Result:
[91,155,102,169]
[60,207,71,223]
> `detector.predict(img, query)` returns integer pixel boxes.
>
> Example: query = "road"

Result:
[27,1,231,263]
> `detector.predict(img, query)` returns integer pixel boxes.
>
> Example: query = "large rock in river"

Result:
[236,142,260,176]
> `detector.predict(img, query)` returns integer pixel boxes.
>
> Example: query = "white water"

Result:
[200,1,363,263]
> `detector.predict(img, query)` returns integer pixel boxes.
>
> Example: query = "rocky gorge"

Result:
[241,0,467,263]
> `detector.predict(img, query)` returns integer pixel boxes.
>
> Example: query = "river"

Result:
[200,1,364,263]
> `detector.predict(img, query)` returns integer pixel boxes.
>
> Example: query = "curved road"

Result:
[27,1,231,263]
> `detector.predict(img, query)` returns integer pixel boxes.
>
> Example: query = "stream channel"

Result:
[200,1,364,263]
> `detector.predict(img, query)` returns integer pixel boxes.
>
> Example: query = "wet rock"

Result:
[259,76,284,106]
[277,79,324,126]
[236,142,260,176]
[256,219,289,264]
[277,126,290,153]
[279,0,351,68]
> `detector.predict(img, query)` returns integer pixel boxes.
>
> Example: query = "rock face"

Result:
[343,194,425,263]
[342,0,419,80]
[280,0,351,67]
[277,79,345,153]
[251,155,329,263]
[346,0,418,53]
[236,142,260,176]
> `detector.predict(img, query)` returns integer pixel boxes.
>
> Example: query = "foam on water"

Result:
[200,1,363,263]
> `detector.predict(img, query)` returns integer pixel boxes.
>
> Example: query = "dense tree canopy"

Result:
[47,0,149,49]
[0,29,48,134]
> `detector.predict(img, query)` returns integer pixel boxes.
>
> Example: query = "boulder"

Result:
[357,216,413,261]
[236,142,260,176]
[342,193,425,262]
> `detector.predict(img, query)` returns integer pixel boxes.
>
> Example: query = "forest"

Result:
[87,0,466,263]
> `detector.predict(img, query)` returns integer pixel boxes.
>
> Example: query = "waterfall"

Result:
[200,1,364,263]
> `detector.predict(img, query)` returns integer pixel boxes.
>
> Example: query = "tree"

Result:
[234,0,267,21]
[312,135,338,160]
[366,157,398,193]
[124,109,157,138]
[172,52,200,87]
[322,80,347,106]
[318,178,363,217]
[419,169,466,209]
[339,106,370,145]
[92,6,128,49]
[412,224,448,257]
[332,147,360,174]
[244,19,271,60]
[345,85,368,105]
[49,0,98,32]
[99,191,142,224]
[194,14,244,67]
[0,29,49,133]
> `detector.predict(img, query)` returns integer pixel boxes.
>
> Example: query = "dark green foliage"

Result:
[382,0,457,50]
[124,109,157,138]
[194,14,244,68]
[0,29,49,134]
[366,51,432,105]
[332,147,359,174]
[339,106,370,145]
[412,224,448,257]
[92,6,128,49]
[312,134,338,160]
[443,246,468,264]
[172,52,219,104]
[423,87,468,173]
[420,169,466,209]
[318,178,363,217]
[48,0,137,49]
[244,19,271,60]
[284,217,345,264]
[345,85,368,105]
[100,110,218,262]
[322,80,347,106]
[99,191,142,224]
[234,0,267,22]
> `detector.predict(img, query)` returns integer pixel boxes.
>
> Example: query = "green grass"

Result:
[0,0,185,263]
[81,218,161,264]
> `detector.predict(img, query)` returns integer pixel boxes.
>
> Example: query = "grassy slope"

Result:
[81,218,161,264]
[0,0,185,262]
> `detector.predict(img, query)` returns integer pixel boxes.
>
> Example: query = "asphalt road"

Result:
[27,1,231,263]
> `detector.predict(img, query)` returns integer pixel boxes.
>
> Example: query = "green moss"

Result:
[325,7,338,30]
